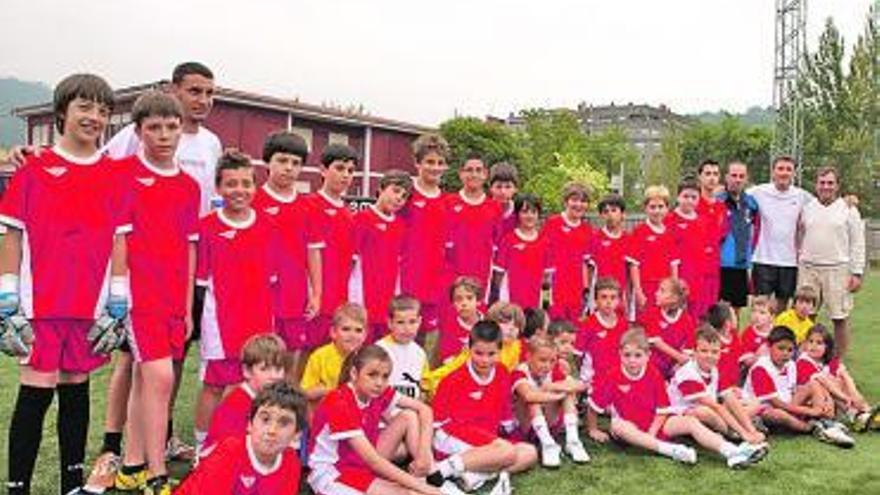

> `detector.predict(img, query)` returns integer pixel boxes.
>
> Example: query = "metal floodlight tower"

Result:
[772,0,807,182]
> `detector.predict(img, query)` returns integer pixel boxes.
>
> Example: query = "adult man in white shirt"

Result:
[797,166,865,358]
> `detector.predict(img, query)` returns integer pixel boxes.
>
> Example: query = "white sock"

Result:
[656,440,681,458]
[437,454,465,478]
[532,415,558,447]
[564,413,580,444]
[194,430,207,453]
[719,440,738,458]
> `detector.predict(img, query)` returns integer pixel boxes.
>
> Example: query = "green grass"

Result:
[2,275,879,494]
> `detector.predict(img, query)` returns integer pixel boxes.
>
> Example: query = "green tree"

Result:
[438,117,523,190]
[583,126,641,204]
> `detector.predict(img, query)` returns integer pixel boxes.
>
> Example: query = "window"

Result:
[106,112,132,139]
[32,123,51,146]
[291,127,314,151]
[328,132,349,146]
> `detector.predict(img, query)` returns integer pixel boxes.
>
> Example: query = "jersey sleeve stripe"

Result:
[0,214,25,230]
[328,429,365,441]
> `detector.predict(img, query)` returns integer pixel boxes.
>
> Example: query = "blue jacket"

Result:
[717,190,760,269]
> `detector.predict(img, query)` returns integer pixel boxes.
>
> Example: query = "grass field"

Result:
[1,274,878,494]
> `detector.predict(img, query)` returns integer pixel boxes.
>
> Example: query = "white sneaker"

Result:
[488,472,512,495]
[813,419,856,448]
[726,443,768,469]
[541,443,562,468]
[460,471,492,492]
[564,440,591,464]
[670,444,697,464]
[440,480,469,495]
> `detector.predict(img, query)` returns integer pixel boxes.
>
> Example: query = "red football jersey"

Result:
[717,330,743,392]
[664,210,708,300]
[590,227,632,293]
[253,185,324,319]
[308,384,399,478]
[175,436,301,495]
[739,325,770,363]
[544,214,592,317]
[576,312,626,384]
[696,196,725,273]
[399,184,449,306]
[121,154,200,319]
[639,307,696,379]
[629,221,681,286]
[795,355,841,386]
[446,192,502,290]
[434,361,515,437]
[495,229,552,309]
[202,383,256,456]
[438,314,479,362]
[0,146,131,319]
[307,191,354,318]
[497,205,518,244]
[588,364,672,432]
[350,206,406,324]
[196,209,279,360]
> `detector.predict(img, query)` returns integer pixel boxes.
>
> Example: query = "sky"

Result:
[1,0,873,126]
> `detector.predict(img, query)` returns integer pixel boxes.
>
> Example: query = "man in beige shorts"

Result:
[798,166,865,358]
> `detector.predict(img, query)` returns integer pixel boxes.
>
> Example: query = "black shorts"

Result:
[751,263,798,303]
[189,286,206,342]
[719,268,749,308]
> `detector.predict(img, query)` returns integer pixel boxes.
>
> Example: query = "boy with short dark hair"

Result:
[630,186,680,314]
[253,131,322,379]
[349,169,412,342]
[193,151,280,453]
[489,162,519,241]
[376,295,430,399]
[666,177,711,318]
[544,182,593,321]
[308,143,357,347]
[0,73,130,495]
[589,194,633,317]
[176,382,306,494]
[577,277,627,391]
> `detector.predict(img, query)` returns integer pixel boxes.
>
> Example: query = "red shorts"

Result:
[202,358,243,387]
[308,315,332,348]
[26,319,109,374]
[276,317,310,351]
[434,425,497,456]
[128,313,186,362]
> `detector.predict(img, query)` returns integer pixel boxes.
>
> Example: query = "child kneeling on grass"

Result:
[587,326,768,469]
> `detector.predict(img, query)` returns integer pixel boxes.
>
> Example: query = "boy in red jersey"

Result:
[201,334,289,458]
[739,296,775,370]
[695,160,725,313]
[488,162,519,240]
[589,195,633,316]
[432,321,538,491]
[252,131,322,379]
[446,154,503,291]
[588,327,767,468]
[108,92,200,494]
[665,177,711,318]
[176,382,306,494]
[577,278,627,391]
[630,185,680,314]
[639,277,695,379]
[438,277,484,364]
[308,143,357,346]
[193,151,280,454]
[400,134,450,336]
[349,170,412,342]
[0,74,130,494]
[544,182,593,321]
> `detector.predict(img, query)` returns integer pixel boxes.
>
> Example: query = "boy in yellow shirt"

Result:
[773,285,817,343]
[300,303,367,403]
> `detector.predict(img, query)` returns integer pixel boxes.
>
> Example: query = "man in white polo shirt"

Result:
[798,166,865,358]
[747,156,813,309]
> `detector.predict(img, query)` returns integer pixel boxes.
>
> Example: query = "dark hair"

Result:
[388,295,421,318]
[695,324,721,345]
[597,194,626,213]
[249,382,307,433]
[514,193,542,215]
[241,333,289,370]
[805,324,835,364]
[172,61,214,84]
[703,301,733,331]
[677,176,700,194]
[523,307,548,339]
[53,73,114,134]
[594,277,621,296]
[697,159,720,175]
[772,155,798,170]
[321,143,359,167]
[562,182,591,203]
[379,169,414,194]
[340,345,392,386]
[489,162,518,186]
[132,91,183,127]
[768,326,796,346]
[262,130,309,163]
[463,151,484,163]
[469,320,502,348]
[215,150,254,187]
[449,276,483,302]
[547,319,576,338]
[412,133,450,162]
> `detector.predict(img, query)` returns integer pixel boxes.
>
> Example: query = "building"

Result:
[14,81,434,197]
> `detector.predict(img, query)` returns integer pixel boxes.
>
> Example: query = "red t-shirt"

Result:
[717,330,743,392]
[795,355,841,386]
[629,221,681,285]
[202,383,256,456]
[739,325,770,363]
[576,312,626,384]
[589,227,632,292]
[307,192,354,318]
[399,184,449,305]
[175,436,301,495]
[252,185,324,320]
[696,196,725,272]
[120,155,199,319]
[196,209,279,360]
[351,206,406,324]
[446,192,502,290]
[0,147,132,319]
[664,210,708,297]
[589,364,672,432]
[639,307,695,378]
[495,229,552,309]
[544,214,592,311]
[434,361,514,437]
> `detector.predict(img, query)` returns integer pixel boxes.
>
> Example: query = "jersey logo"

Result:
[239,475,256,488]
[468,390,484,400]
[219,229,237,240]
[44,166,68,177]
[453,205,463,213]
[325,208,337,217]
[376,223,387,231]
[596,330,607,339]
[647,235,657,242]
[601,240,611,247]
[513,243,526,250]
[413,200,426,208]
[265,206,280,215]
[562,226,571,233]
[617,384,631,394]
[136,177,156,187]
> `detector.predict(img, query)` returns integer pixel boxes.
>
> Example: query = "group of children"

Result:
[0,71,877,495]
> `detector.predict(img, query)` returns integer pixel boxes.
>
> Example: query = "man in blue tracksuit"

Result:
[716,161,760,315]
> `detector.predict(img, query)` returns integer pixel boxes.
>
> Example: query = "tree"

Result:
[438,117,523,190]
